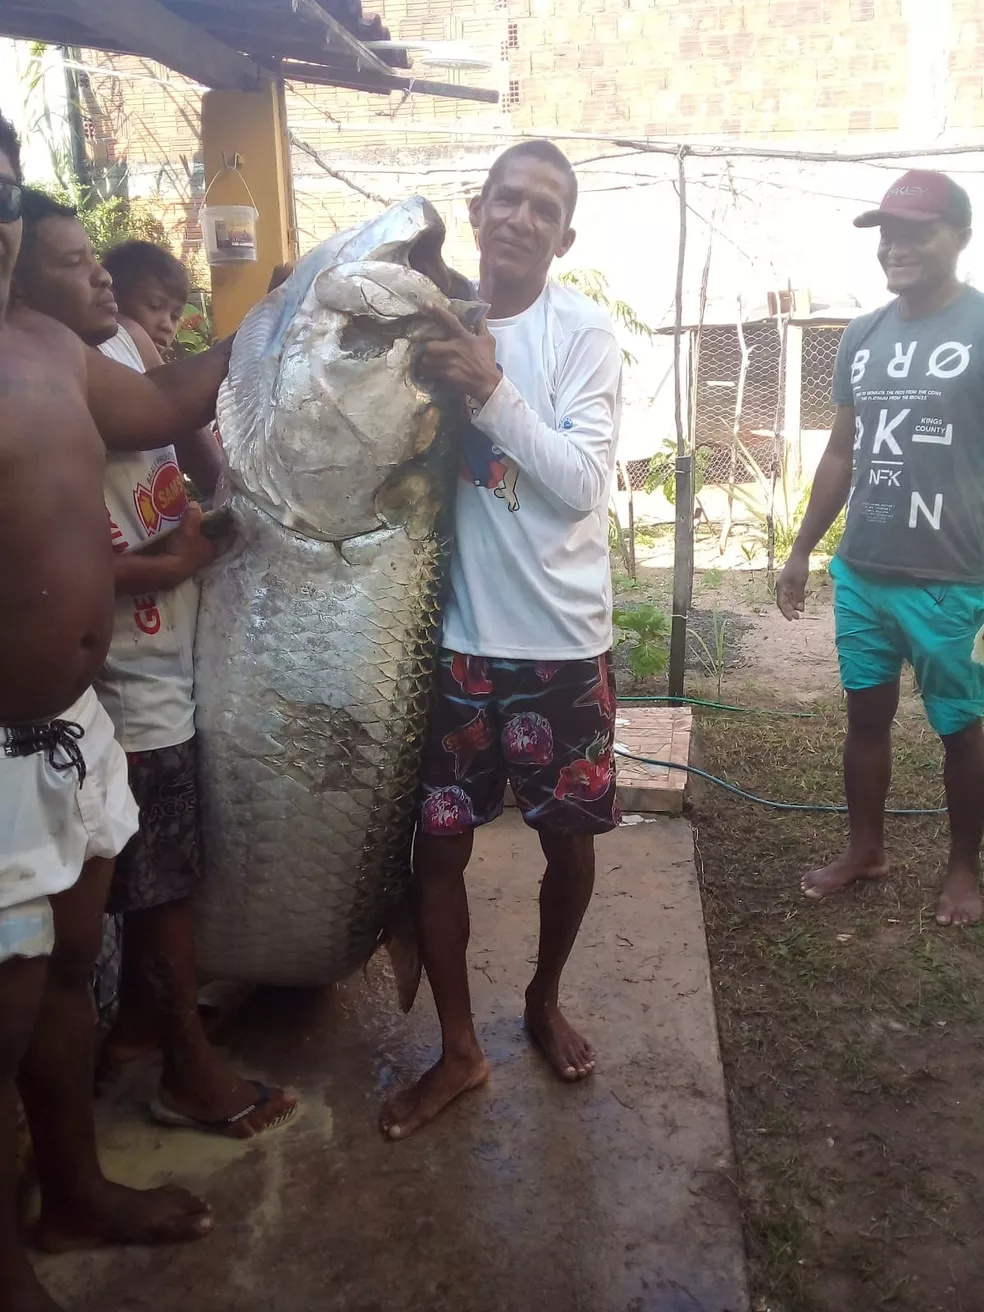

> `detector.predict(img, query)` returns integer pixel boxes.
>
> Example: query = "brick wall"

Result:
[69,0,984,277]
[504,0,982,141]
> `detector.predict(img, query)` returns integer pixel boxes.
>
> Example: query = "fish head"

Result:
[218,197,481,543]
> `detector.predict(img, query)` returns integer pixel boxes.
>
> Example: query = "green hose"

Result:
[613,750,947,816]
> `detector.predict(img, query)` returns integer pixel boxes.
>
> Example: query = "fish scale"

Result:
[193,198,474,990]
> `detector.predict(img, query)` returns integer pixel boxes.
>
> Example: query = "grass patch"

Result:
[693,696,984,1312]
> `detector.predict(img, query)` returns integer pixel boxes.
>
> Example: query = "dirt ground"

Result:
[614,537,984,1312]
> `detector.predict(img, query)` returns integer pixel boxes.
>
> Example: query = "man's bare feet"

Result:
[524,995,595,1081]
[380,1047,490,1141]
[801,850,890,900]
[935,865,983,927]
[34,1179,212,1253]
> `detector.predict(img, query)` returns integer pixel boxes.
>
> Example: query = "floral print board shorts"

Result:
[418,650,621,837]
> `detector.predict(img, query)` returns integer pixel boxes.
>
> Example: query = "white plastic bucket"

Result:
[200,204,258,265]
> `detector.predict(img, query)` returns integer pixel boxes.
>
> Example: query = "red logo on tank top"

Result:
[133,460,187,536]
[133,594,161,635]
[107,509,129,554]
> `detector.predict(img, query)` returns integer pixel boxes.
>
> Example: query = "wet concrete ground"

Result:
[40,812,748,1312]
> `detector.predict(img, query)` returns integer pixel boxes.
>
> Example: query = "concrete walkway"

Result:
[42,812,748,1312]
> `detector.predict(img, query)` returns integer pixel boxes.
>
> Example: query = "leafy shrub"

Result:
[612,603,671,679]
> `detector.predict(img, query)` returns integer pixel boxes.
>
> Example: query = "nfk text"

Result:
[850,340,972,531]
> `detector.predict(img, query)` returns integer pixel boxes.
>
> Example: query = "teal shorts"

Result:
[830,556,984,737]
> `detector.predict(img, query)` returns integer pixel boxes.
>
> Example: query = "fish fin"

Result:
[216,281,287,478]
[374,466,440,539]
[383,906,422,1014]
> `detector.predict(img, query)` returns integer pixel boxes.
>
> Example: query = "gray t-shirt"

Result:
[833,286,984,583]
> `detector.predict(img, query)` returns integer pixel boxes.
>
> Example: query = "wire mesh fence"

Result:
[618,321,845,494]
[801,325,844,431]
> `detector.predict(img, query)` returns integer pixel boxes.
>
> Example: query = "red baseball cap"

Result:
[854,169,972,229]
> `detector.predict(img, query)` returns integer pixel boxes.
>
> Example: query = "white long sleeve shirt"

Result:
[441,281,623,661]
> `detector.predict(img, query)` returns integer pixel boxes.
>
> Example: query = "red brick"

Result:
[955,74,984,99]
[704,34,732,57]
[552,45,580,70]
[769,2,800,27]
[693,6,722,29]
[577,45,604,68]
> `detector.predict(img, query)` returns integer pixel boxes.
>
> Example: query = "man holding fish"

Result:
[381,141,624,1139]
[11,190,297,1141]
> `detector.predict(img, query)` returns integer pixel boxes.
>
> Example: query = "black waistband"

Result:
[3,719,87,788]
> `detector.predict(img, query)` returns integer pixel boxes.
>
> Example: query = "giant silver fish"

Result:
[193,197,478,993]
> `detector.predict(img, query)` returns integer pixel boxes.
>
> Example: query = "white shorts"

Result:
[0,687,138,963]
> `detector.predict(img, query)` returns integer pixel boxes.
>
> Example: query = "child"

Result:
[102,240,190,355]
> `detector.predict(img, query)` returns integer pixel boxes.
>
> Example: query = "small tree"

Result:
[558,268,656,364]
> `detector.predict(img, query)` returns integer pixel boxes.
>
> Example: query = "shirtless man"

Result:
[381,142,623,1139]
[0,114,231,1311]
[13,192,297,1139]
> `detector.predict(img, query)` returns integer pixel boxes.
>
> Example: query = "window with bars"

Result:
[508,21,519,46]
[506,79,521,106]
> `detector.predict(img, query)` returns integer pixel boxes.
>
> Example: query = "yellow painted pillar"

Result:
[201,80,297,339]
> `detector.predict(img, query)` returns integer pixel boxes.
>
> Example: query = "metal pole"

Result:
[627,481,637,578]
[668,146,693,702]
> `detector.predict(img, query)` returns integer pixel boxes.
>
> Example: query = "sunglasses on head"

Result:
[0,180,23,225]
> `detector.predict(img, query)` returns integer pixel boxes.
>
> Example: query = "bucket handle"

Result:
[201,152,259,213]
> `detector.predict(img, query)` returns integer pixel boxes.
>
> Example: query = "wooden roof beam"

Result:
[275,61,500,102]
[292,0,397,77]
[57,0,264,90]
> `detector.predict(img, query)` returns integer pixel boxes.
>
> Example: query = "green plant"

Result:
[80,195,169,260]
[612,603,671,680]
[817,508,846,560]
[22,43,76,194]
[690,607,730,699]
[644,436,711,504]
[174,304,214,355]
[558,269,656,365]
[738,483,846,568]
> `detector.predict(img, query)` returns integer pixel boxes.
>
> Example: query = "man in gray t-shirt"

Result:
[777,169,984,928]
